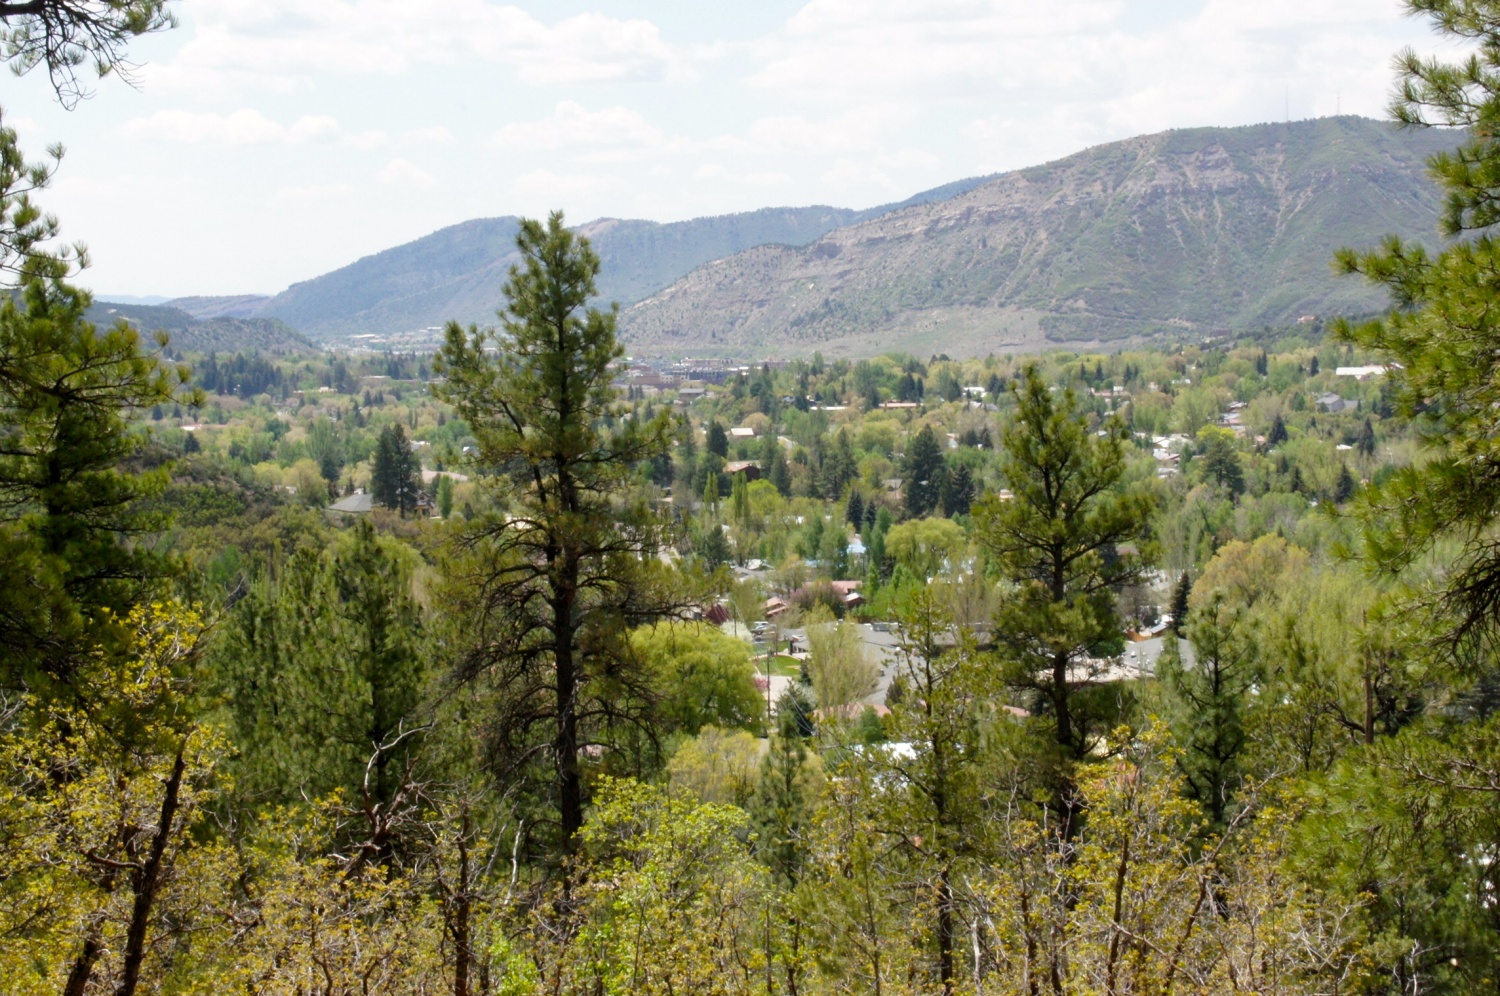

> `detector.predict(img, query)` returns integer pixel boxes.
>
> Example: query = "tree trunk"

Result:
[453,809,473,996]
[115,748,188,996]
[553,567,583,854]
[62,919,107,996]
[1052,648,1072,753]
[937,863,956,993]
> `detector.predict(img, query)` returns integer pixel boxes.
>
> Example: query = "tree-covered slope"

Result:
[619,117,1457,357]
[87,300,316,354]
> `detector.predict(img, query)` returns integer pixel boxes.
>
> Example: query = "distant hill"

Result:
[619,117,1457,357]
[167,294,273,320]
[162,175,1005,344]
[88,300,316,354]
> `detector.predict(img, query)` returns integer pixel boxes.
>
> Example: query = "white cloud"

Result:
[119,108,386,148]
[753,0,1121,96]
[490,101,667,153]
[751,0,1437,136]
[376,158,439,188]
[145,1,693,95]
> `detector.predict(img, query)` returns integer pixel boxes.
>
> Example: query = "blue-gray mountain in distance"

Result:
[169,117,1454,356]
[166,177,998,341]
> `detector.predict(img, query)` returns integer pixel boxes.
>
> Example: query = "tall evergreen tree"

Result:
[706,420,729,458]
[1158,595,1256,827]
[974,366,1154,768]
[435,212,684,860]
[1169,570,1192,635]
[1356,416,1377,457]
[1334,463,1357,504]
[0,274,198,686]
[903,425,946,518]
[820,427,857,498]
[938,461,974,517]
[214,522,427,809]
[371,423,420,514]
[749,707,813,889]
[845,488,864,530]
[1267,412,1289,446]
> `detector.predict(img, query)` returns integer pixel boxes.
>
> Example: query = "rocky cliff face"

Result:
[619,117,1454,357]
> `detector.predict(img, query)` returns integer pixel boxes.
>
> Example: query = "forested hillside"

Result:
[87,299,315,354]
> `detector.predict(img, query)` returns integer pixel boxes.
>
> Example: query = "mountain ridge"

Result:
[161,117,1454,357]
[617,117,1456,357]
[164,174,1005,341]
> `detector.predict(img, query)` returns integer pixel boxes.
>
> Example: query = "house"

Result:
[729,426,757,440]
[1317,393,1358,414]
[724,460,761,481]
[764,596,790,619]
[830,579,864,609]
[1335,365,1389,380]
[675,387,708,404]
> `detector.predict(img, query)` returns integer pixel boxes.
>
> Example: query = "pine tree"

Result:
[760,432,791,496]
[1170,571,1192,635]
[974,365,1154,768]
[938,462,974,517]
[903,425,946,518]
[434,211,682,858]
[372,423,420,513]
[1159,595,1256,827]
[1268,412,1288,446]
[1356,417,1376,457]
[820,428,857,497]
[845,488,864,530]
[749,707,812,887]
[706,420,729,457]
[1335,464,1357,504]
[0,274,198,686]
[215,523,427,809]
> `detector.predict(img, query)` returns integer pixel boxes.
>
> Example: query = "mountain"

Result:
[167,294,273,320]
[88,300,316,354]
[163,175,1006,344]
[618,117,1457,357]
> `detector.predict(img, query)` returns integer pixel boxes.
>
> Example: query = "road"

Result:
[750,623,1195,711]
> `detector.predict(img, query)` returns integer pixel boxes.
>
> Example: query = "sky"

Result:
[0,0,1464,299]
